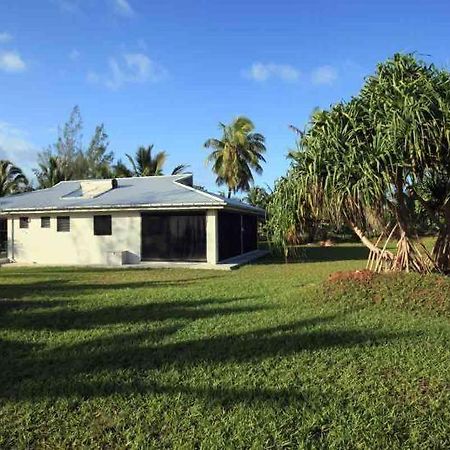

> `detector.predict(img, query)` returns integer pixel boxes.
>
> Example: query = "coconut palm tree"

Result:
[244,185,271,209]
[0,160,28,196]
[204,116,266,198]
[126,145,167,176]
[34,155,69,188]
[171,164,190,175]
[112,160,133,178]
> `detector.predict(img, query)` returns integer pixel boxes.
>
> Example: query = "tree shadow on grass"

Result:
[0,310,413,405]
[254,246,369,265]
[0,299,68,315]
[0,296,266,331]
[0,274,227,300]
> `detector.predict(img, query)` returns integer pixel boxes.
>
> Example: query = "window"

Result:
[19,217,30,229]
[41,217,51,228]
[57,216,70,232]
[94,215,112,236]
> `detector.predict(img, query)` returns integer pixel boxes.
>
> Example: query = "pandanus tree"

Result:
[0,160,28,196]
[204,116,266,198]
[268,53,450,273]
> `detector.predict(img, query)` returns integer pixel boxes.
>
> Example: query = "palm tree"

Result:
[0,160,28,196]
[204,116,266,198]
[244,185,271,209]
[34,155,69,188]
[112,160,133,178]
[171,164,190,175]
[126,145,167,176]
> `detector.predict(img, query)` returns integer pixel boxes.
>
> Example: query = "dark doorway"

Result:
[218,212,259,261]
[0,219,6,259]
[141,212,206,261]
[242,214,258,253]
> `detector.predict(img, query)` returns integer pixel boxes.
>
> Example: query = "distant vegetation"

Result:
[0,109,267,201]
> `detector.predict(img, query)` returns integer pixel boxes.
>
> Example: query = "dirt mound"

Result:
[328,269,376,284]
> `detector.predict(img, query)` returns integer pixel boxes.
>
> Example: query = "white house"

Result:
[0,174,265,266]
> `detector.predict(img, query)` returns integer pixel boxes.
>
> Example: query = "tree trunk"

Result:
[390,171,431,273]
[349,222,394,260]
[433,203,450,273]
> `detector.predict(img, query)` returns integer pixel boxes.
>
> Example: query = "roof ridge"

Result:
[57,174,193,183]
[172,179,226,204]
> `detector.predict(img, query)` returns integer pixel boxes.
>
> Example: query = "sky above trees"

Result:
[1,0,450,189]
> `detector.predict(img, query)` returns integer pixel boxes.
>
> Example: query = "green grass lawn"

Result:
[0,246,449,449]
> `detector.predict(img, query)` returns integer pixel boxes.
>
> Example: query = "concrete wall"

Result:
[7,211,141,265]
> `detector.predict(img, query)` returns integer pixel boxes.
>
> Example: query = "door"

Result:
[141,212,206,261]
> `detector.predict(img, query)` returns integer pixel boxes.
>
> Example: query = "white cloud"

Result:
[54,0,135,17]
[0,32,13,43]
[69,49,80,61]
[53,0,80,13]
[88,52,167,90]
[244,63,300,82]
[0,51,26,73]
[311,65,338,85]
[113,0,135,17]
[0,122,37,174]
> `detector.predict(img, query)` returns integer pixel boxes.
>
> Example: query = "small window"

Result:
[94,215,112,236]
[57,216,70,232]
[41,217,51,228]
[20,217,30,229]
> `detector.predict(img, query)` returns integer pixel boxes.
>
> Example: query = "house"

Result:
[0,174,265,266]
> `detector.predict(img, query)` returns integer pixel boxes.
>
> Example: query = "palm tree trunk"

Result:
[227,188,232,199]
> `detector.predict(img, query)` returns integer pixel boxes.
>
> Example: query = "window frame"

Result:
[19,217,30,229]
[57,216,70,233]
[41,217,51,229]
[93,215,112,236]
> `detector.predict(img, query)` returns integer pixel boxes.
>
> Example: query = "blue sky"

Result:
[0,0,450,191]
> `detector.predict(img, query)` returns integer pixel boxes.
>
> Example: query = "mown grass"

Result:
[0,246,449,449]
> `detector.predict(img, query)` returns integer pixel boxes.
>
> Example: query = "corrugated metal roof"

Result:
[0,174,265,215]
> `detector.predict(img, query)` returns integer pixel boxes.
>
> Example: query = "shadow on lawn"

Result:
[255,246,369,265]
[0,308,413,405]
[1,296,265,331]
[0,274,225,300]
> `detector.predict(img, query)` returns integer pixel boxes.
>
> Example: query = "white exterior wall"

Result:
[7,211,141,265]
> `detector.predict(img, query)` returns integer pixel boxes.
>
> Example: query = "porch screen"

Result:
[141,212,206,261]
[218,212,258,261]
[0,219,6,258]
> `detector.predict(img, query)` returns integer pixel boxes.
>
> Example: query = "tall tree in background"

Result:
[126,145,167,176]
[34,155,68,189]
[34,107,114,187]
[204,116,266,198]
[244,185,271,209]
[0,160,28,196]
[112,160,133,178]
[84,124,114,178]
